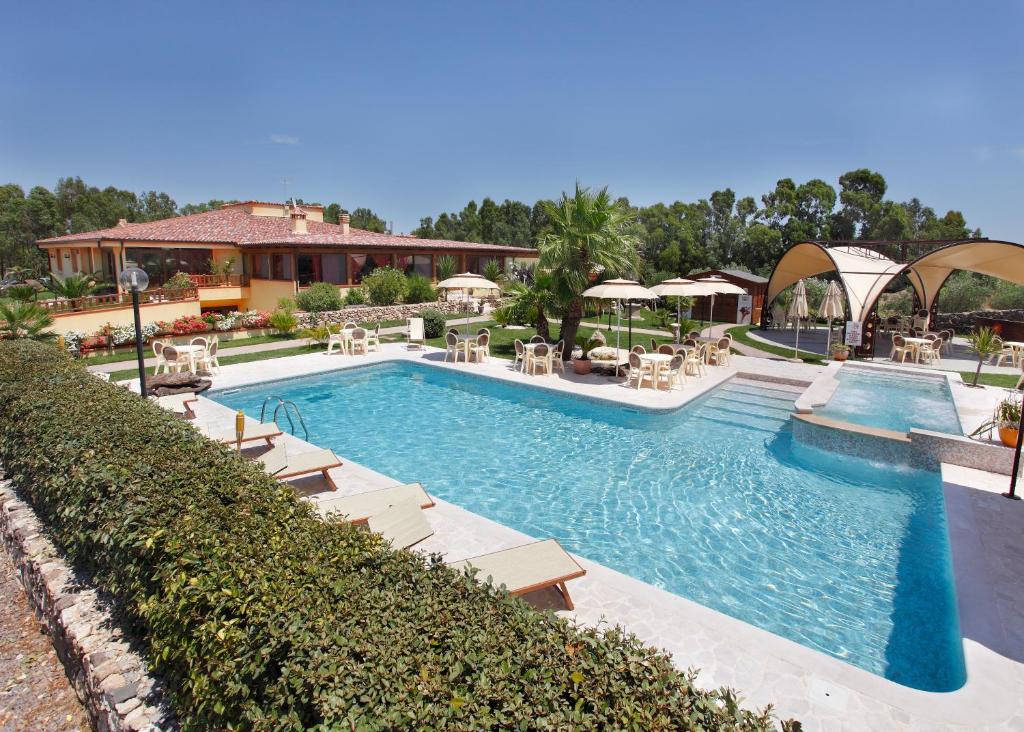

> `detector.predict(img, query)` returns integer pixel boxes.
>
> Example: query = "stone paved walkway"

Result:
[0,546,88,731]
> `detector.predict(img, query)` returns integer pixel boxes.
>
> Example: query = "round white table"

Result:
[639,352,674,387]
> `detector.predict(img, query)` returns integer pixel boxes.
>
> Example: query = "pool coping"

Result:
[188,345,1022,729]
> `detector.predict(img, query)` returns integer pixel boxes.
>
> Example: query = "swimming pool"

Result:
[818,366,962,435]
[213,362,965,692]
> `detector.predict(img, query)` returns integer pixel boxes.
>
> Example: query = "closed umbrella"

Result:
[694,276,747,331]
[581,279,658,360]
[436,273,500,336]
[818,280,845,354]
[788,279,809,359]
[650,278,701,340]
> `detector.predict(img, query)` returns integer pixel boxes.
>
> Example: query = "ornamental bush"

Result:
[295,282,344,314]
[420,307,447,338]
[362,266,408,306]
[0,341,793,732]
[404,273,436,304]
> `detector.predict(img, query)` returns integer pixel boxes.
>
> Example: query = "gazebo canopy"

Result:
[764,238,1024,323]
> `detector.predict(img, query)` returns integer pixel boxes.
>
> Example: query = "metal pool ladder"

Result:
[258,396,309,440]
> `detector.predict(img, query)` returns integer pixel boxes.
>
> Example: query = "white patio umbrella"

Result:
[818,280,845,354]
[694,276,747,331]
[788,279,809,359]
[650,278,701,340]
[436,272,500,336]
[581,278,658,358]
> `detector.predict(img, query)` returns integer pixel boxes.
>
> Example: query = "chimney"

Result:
[117,218,128,227]
[339,212,350,236]
[290,204,308,234]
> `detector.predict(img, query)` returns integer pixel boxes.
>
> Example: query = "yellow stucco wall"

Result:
[48,299,202,336]
[198,286,247,308]
[246,279,296,311]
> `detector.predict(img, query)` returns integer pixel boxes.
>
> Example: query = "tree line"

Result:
[414,168,980,282]
[0,177,388,275]
[1,169,981,280]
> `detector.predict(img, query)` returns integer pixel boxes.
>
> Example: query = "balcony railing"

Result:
[188,273,249,287]
[39,286,199,315]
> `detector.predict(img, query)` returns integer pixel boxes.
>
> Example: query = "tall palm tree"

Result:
[0,301,55,341]
[537,184,639,358]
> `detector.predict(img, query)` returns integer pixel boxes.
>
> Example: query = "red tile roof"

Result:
[37,205,537,255]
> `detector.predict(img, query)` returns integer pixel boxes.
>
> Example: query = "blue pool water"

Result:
[214,362,965,691]
[818,367,962,435]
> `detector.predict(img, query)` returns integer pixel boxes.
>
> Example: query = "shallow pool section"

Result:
[818,366,962,435]
[214,363,965,691]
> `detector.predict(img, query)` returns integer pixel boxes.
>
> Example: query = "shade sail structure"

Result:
[905,240,1024,310]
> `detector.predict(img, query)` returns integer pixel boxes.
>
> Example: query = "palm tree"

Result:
[49,272,101,300]
[500,272,558,341]
[537,184,639,359]
[0,301,55,341]
[966,327,1004,387]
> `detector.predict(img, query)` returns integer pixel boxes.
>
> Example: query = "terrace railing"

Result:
[188,273,249,288]
[39,286,199,315]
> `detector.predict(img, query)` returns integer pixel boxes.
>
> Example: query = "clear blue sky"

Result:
[1,1,1021,240]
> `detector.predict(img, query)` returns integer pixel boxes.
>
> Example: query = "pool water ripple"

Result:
[214,362,965,692]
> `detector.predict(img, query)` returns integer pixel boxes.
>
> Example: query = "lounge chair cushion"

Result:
[258,444,289,475]
[274,448,341,479]
[366,498,434,549]
[312,483,434,523]
[447,539,585,596]
[203,421,282,444]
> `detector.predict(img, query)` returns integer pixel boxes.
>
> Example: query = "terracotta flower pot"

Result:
[572,358,592,375]
[831,350,849,362]
[998,426,1020,448]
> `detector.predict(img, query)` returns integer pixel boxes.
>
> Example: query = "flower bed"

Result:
[0,340,793,732]
[69,310,272,355]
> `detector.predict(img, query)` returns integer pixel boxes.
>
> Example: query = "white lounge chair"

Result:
[448,539,586,610]
[366,498,435,549]
[311,482,435,524]
[259,445,342,491]
[407,317,425,349]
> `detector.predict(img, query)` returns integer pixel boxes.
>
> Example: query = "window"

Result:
[466,255,502,275]
[271,254,292,281]
[350,253,390,284]
[397,254,433,279]
[255,254,271,280]
[297,254,321,286]
[125,247,213,286]
[322,253,347,284]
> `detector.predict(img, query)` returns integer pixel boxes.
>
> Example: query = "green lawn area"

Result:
[959,371,1021,389]
[107,343,323,381]
[726,324,826,364]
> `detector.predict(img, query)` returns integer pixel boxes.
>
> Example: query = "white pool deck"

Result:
[140,344,1024,731]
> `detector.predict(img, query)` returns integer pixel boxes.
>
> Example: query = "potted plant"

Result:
[830,343,851,362]
[572,334,602,375]
[970,394,1022,447]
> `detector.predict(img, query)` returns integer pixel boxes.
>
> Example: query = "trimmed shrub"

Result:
[436,254,457,281]
[344,287,367,305]
[295,282,343,314]
[420,307,447,338]
[0,341,793,732]
[405,273,436,304]
[362,266,407,306]
[268,308,298,334]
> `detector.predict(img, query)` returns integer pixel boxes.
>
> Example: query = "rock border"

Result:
[0,473,176,732]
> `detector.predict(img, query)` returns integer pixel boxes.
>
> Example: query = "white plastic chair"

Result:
[406,318,425,349]
[512,339,526,371]
[627,351,653,389]
[529,343,550,375]
[152,341,167,375]
[549,340,565,373]
[656,354,686,390]
[365,323,381,352]
[444,332,461,362]
[198,340,221,374]
[470,332,489,363]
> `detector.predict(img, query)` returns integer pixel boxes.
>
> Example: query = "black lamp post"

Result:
[118,266,150,397]
[1004,404,1024,500]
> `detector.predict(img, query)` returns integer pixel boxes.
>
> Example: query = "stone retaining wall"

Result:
[0,474,175,732]
[298,298,507,327]
[934,308,1024,333]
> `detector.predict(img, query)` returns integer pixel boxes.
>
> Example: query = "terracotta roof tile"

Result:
[38,205,536,255]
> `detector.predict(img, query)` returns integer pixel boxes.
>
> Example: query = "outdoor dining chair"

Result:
[350,327,369,355]
[470,332,490,363]
[444,331,462,362]
[529,344,551,375]
[198,340,221,374]
[160,345,191,374]
[365,323,381,352]
[529,334,545,344]
[656,354,686,390]
[476,328,491,358]
[152,341,168,375]
[626,351,654,389]
[889,334,913,363]
[512,338,526,371]
[658,344,675,355]
[549,340,565,373]
[684,345,706,377]
[992,336,1017,368]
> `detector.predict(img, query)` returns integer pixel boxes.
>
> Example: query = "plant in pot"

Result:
[830,343,851,361]
[969,394,1022,447]
[572,334,603,375]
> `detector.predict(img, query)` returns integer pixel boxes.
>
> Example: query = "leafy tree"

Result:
[139,190,178,221]
[499,271,558,340]
[656,241,681,273]
[362,266,407,305]
[537,184,639,359]
[837,168,887,236]
[350,207,387,233]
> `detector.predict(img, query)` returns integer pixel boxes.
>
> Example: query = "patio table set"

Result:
[153,336,221,375]
[443,327,494,365]
[325,322,382,356]
[623,331,732,390]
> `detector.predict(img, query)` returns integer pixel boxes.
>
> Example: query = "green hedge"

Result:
[0,340,795,731]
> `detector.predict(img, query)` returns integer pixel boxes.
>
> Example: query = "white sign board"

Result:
[735,294,753,325]
[845,320,863,347]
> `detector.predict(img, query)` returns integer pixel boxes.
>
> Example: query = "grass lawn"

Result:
[727,324,826,364]
[958,371,1021,389]
[107,343,323,381]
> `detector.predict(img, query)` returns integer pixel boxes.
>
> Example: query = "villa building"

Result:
[36,201,537,332]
